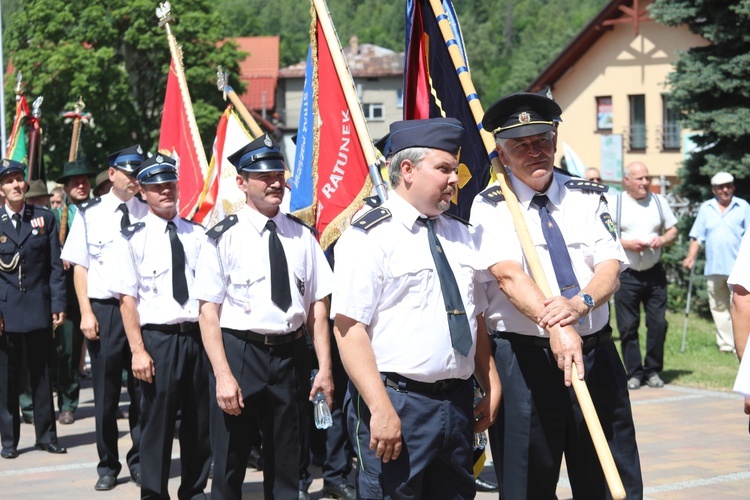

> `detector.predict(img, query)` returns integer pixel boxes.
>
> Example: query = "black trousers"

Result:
[614,264,668,381]
[139,327,211,500]
[489,326,643,500]
[210,331,309,500]
[88,298,141,478]
[0,328,57,449]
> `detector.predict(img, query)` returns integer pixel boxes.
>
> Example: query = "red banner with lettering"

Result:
[313,21,370,248]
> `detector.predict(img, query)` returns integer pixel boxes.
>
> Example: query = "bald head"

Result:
[623,162,651,200]
[583,167,601,182]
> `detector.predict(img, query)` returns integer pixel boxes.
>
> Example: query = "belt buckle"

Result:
[264,334,275,345]
[179,323,189,333]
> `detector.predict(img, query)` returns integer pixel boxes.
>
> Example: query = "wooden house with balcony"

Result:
[526,0,708,187]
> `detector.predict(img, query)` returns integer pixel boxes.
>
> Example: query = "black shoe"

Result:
[298,491,310,500]
[131,471,141,486]
[1,447,19,459]
[95,475,117,491]
[35,442,67,454]
[475,476,499,492]
[247,446,263,471]
[22,414,33,425]
[323,483,357,500]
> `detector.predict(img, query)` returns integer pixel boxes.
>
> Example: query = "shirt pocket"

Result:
[86,233,113,262]
[141,263,169,298]
[389,255,434,308]
[228,266,265,296]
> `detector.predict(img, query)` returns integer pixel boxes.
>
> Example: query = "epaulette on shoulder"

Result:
[479,185,505,203]
[442,212,471,226]
[286,213,319,236]
[206,214,239,241]
[352,207,391,232]
[78,197,102,212]
[565,179,609,193]
[181,217,204,229]
[121,221,145,239]
[363,195,382,208]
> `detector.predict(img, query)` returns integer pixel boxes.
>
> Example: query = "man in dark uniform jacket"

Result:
[0,159,67,459]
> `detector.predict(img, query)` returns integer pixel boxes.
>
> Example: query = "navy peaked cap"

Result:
[388,117,465,156]
[227,134,286,173]
[482,92,562,139]
[0,158,26,179]
[107,144,145,173]
[136,154,178,185]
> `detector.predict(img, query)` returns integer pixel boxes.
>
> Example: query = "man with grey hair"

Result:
[684,172,750,352]
[471,92,642,498]
[584,167,602,183]
[613,161,678,389]
[332,117,500,498]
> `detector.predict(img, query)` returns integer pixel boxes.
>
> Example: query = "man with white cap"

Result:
[683,172,750,352]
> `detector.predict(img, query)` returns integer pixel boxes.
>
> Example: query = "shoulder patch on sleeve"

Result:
[442,212,471,226]
[121,221,145,239]
[363,195,382,208]
[352,207,391,232]
[285,213,319,236]
[565,179,609,193]
[206,214,239,241]
[600,213,617,240]
[479,185,505,203]
[78,197,102,212]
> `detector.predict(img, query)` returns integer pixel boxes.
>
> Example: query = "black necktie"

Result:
[419,218,472,357]
[118,203,130,230]
[266,220,291,312]
[12,213,21,235]
[167,221,189,306]
[533,194,580,299]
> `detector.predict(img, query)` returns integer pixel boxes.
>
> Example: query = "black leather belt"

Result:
[382,372,466,395]
[91,298,120,306]
[225,326,305,345]
[143,322,200,334]
[492,329,613,350]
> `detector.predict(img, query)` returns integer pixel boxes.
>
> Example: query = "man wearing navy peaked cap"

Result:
[330,118,500,498]
[60,144,148,490]
[110,153,211,498]
[194,133,335,499]
[0,158,67,459]
[470,93,642,498]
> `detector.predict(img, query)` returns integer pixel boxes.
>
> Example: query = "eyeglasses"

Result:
[588,177,602,182]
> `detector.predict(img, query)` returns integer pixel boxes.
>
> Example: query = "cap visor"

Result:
[496,123,554,139]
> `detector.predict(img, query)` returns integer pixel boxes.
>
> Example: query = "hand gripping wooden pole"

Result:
[427,1,626,497]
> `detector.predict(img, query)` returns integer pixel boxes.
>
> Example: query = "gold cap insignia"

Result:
[519,112,531,124]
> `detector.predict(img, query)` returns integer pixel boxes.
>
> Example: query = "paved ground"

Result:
[1,380,750,498]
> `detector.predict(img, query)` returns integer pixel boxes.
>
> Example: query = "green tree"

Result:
[4,0,243,178]
[650,0,750,202]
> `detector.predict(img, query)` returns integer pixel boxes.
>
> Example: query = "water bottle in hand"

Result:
[311,369,332,430]
[473,386,487,449]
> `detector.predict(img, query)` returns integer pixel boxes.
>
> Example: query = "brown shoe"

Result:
[58,410,75,425]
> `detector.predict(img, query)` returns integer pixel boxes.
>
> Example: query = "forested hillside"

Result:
[216,0,609,100]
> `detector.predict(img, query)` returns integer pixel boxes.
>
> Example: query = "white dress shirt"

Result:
[61,191,149,299]
[109,211,203,325]
[470,171,627,337]
[330,192,488,383]
[193,204,334,334]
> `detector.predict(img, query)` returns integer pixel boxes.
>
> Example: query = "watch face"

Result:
[580,293,594,308]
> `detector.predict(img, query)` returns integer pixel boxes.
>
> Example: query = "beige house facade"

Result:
[527,0,709,186]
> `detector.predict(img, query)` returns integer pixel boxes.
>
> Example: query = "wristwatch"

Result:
[577,292,595,315]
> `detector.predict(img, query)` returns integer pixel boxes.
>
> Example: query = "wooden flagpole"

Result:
[311,0,387,204]
[216,67,263,138]
[156,2,209,178]
[427,1,626,498]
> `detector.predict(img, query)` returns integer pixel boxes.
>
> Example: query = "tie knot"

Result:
[12,213,20,221]
[118,203,129,214]
[417,217,435,230]
[533,194,550,210]
[265,219,277,232]
[167,220,176,232]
